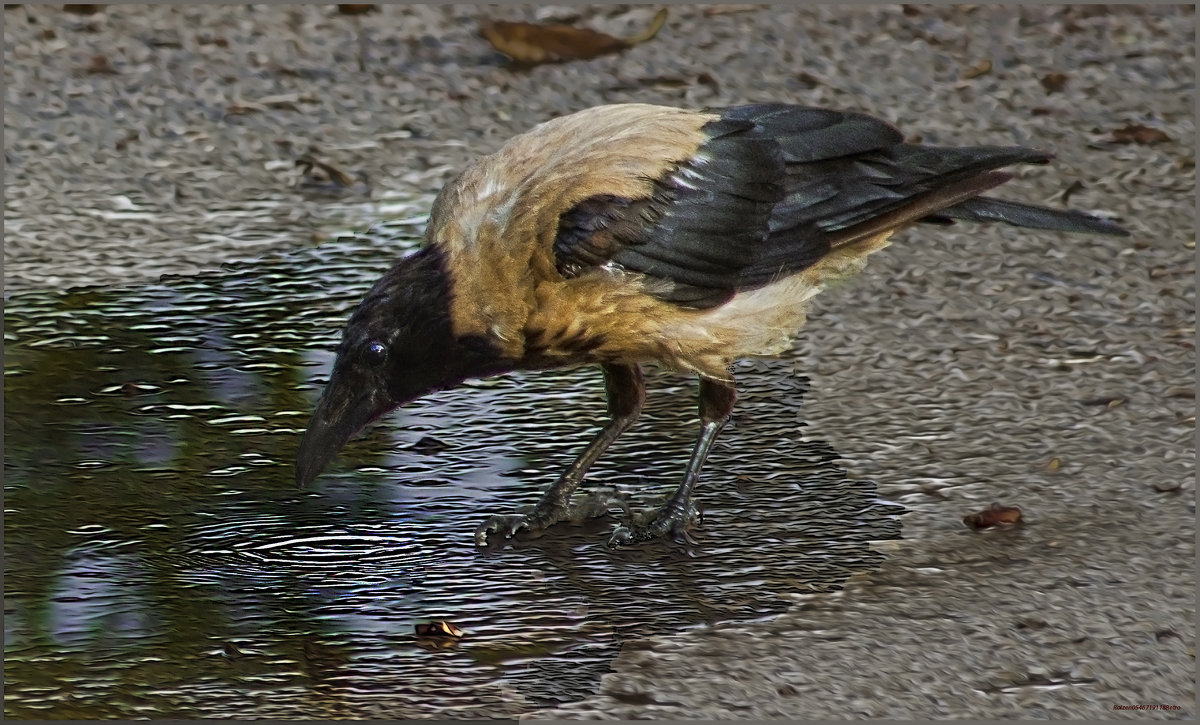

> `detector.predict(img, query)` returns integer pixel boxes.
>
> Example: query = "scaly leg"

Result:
[608,375,737,548]
[474,363,644,545]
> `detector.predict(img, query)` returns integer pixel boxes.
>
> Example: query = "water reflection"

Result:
[5,224,903,718]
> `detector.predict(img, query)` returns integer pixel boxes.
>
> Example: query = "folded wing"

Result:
[553,103,1127,309]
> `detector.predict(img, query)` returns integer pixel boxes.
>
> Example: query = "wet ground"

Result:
[4,4,1195,720]
[4,228,902,719]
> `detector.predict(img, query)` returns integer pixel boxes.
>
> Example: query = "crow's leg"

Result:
[607,375,736,548]
[474,363,644,545]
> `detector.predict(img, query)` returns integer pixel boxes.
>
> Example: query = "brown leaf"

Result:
[1149,263,1195,279]
[225,102,262,116]
[480,8,667,66]
[1040,72,1069,94]
[1078,395,1125,407]
[414,621,465,639]
[962,58,992,79]
[227,92,315,116]
[85,54,117,74]
[702,4,762,16]
[1111,123,1170,145]
[294,154,369,196]
[114,130,139,151]
[962,503,1023,529]
[63,4,101,14]
[337,4,376,15]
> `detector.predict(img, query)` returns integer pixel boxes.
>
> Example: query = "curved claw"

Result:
[606,503,700,549]
[606,520,682,549]
[473,514,528,546]
[607,524,637,549]
[476,488,630,546]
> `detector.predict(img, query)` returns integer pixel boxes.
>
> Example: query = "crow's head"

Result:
[294,246,502,489]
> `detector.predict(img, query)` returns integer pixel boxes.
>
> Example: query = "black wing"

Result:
[553,103,1127,309]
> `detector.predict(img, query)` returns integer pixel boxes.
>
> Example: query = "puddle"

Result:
[4,223,904,719]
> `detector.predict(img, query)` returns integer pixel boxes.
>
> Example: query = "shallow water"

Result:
[4,222,903,719]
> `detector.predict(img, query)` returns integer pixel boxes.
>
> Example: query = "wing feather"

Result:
[552,104,1127,309]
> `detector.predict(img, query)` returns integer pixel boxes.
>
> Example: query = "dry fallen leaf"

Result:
[85,55,117,75]
[962,58,993,79]
[227,92,316,116]
[963,503,1023,529]
[1078,395,1126,407]
[63,4,101,14]
[114,130,139,151]
[337,4,376,14]
[1111,123,1170,145]
[295,155,355,187]
[702,4,762,16]
[294,154,369,197]
[480,8,668,66]
[1040,72,1069,94]
[414,621,465,639]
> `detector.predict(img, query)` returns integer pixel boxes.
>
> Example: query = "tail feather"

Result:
[825,170,1015,253]
[934,196,1129,236]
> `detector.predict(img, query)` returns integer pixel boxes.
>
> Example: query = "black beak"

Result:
[295,373,394,489]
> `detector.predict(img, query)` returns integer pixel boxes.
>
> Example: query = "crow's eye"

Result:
[365,341,387,365]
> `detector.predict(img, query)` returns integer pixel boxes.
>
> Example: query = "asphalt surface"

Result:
[4,4,1195,719]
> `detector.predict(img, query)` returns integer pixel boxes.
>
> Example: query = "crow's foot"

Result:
[473,487,627,546]
[607,499,701,548]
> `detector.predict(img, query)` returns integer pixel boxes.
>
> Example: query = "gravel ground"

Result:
[4,3,1195,720]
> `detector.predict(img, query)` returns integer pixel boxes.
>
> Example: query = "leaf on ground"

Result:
[1040,71,1069,93]
[337,4,376,15]
[962,58,992,79]
[294,154,370,197]
[1077,395,1125,407]
[702,5,763,16]
[85,55,117,74]
[1111,123,1170,145]
[962,503,1023,529]
[414,621,465,639]
[480,8,668,66]
[227,93,316,116]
